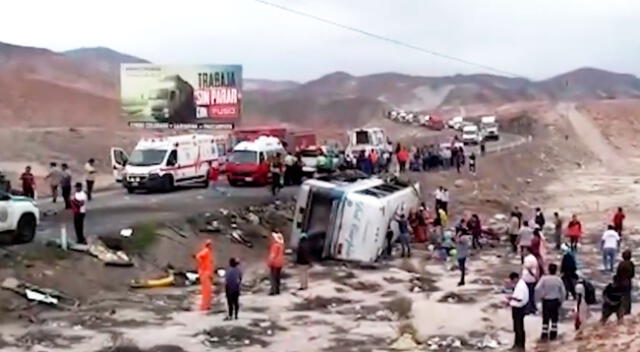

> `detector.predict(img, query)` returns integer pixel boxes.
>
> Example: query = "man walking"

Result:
[296,233,312,290]
[612,207,625,238]
[268,230,285,295]
[60,164,72,209]
[468,152,477,175]
[45,162,63,203]
[20,166,36,199]
[396,214,411,258]
[509,212,520,253]
[616,250,635,317]
[84,158,96,201]
[456,232,470,286]
[535,263,565,341]
[70,182,88,244]
[601,225,620,272]
[522,247,539,314]
[508,272,529,351]
[553,212,563,250]
[224,257,242,320]
[195,240,214,311]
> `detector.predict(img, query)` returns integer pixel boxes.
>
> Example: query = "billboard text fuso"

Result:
[121,64,242,129]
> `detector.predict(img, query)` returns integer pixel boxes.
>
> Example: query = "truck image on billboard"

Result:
[120,64,242,128]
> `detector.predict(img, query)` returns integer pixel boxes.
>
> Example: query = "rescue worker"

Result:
[268,230,285,295]
[19,166,36,199]
[195,240,214,311]
[535,263,565,341]
[70,182,88,244]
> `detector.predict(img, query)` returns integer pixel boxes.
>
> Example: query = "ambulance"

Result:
[110,134,220,193]
[226,136,286,186]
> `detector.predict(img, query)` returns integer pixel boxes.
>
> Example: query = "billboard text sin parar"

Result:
[121,64,242,128]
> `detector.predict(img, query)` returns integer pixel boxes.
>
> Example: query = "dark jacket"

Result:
[224,266,243,293]
[616,260,635,290]
[560,253,578,279]
[535,212,545,229]
[296,237,312,265]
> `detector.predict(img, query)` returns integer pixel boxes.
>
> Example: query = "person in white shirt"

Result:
[601,224,620,272]
[71,182,88,244]
[508,272,529,351]
[522,247,539,314]
[84,158,96,201]
[433,187,443,211]
[441,188,450,213]
[517,221,534,264]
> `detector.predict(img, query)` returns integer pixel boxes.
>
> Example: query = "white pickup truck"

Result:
[0,190,39,243]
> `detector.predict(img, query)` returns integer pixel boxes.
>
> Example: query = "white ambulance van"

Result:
[111,134,220,193]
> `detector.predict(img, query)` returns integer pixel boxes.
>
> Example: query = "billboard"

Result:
[120,64,242,129]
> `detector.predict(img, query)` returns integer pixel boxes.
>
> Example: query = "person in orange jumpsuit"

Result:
[268,231,285,295]
[195,240,214,311]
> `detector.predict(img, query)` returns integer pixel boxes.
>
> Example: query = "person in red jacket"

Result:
[613,207,625,238]
[268,230,285,295]
[397,147,409,173]
[566,214,582,251]
[195,240,214,311]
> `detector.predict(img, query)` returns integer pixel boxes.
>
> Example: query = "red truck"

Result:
[232,125,316,152]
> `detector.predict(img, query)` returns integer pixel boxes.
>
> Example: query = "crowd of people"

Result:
[17,159,97,245]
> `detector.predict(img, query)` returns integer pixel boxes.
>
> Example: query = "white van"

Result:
[345,127,392,161]
[480,115,499,141]
[291,177,421,263]
[462,124,483,145]
[111,134,220,193]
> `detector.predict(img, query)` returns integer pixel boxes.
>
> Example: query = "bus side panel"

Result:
[334,193,384,262]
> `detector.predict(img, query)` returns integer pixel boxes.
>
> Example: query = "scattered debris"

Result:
[229,230,253,248]
[1,277,78,309]
[437,292,476,304]
[88,240,133,267]
[426,336,464,350]
[120,228,134,238]
[390,333,419,351]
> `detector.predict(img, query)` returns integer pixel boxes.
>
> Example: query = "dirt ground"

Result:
[2,100,640,351]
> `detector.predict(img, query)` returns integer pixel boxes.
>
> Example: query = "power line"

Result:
[251,0,526,78]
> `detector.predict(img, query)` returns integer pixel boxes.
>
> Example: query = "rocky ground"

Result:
[1,102,640,351]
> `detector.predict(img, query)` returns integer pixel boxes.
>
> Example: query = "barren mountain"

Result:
[2,41,640,129]
[63,46,149,80]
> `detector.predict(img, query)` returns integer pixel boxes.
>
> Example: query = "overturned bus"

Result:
[291,177,421,263]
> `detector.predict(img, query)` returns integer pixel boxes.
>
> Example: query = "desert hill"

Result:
[1,41,640,128]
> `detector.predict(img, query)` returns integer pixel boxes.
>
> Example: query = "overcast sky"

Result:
[2,0,639,81]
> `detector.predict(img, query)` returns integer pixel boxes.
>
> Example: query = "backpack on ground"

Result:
[582,279,597,305]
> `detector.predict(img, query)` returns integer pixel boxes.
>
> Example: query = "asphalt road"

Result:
[34,132,525,244]
[36,184,299,243]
